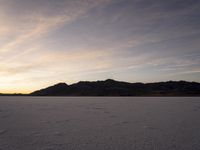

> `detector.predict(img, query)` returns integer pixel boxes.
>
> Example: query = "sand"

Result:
[0,97,200,150]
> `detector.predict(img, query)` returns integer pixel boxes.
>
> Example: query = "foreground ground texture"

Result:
[0,97,200,150]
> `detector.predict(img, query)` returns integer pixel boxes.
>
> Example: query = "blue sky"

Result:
[0,0,200,93]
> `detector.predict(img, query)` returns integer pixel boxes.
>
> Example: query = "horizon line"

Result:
[1,79,199,95]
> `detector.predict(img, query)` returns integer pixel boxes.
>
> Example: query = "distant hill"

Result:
[30,79,200,96]
[0,93,26,96]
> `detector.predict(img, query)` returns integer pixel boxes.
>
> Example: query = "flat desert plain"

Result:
[0,97,200,150]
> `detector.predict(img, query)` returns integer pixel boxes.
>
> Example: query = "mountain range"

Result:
[28,79,200,96]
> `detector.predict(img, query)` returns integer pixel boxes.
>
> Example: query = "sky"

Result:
[0,0,200,93]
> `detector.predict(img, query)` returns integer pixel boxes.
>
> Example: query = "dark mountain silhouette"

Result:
[30,79,200,96]
[31,83,69,96]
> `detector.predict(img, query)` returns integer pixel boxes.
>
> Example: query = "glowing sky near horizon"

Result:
[0,0,200,93]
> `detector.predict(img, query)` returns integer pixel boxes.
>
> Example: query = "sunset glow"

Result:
[0,0,200,93]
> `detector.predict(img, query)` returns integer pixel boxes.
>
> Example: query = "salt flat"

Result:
[0,97,200,150]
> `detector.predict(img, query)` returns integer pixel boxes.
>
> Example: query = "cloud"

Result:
[0,0,110,52]
[0,0,200,93]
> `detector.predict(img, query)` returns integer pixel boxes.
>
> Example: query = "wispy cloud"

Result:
[0,0,200,93]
